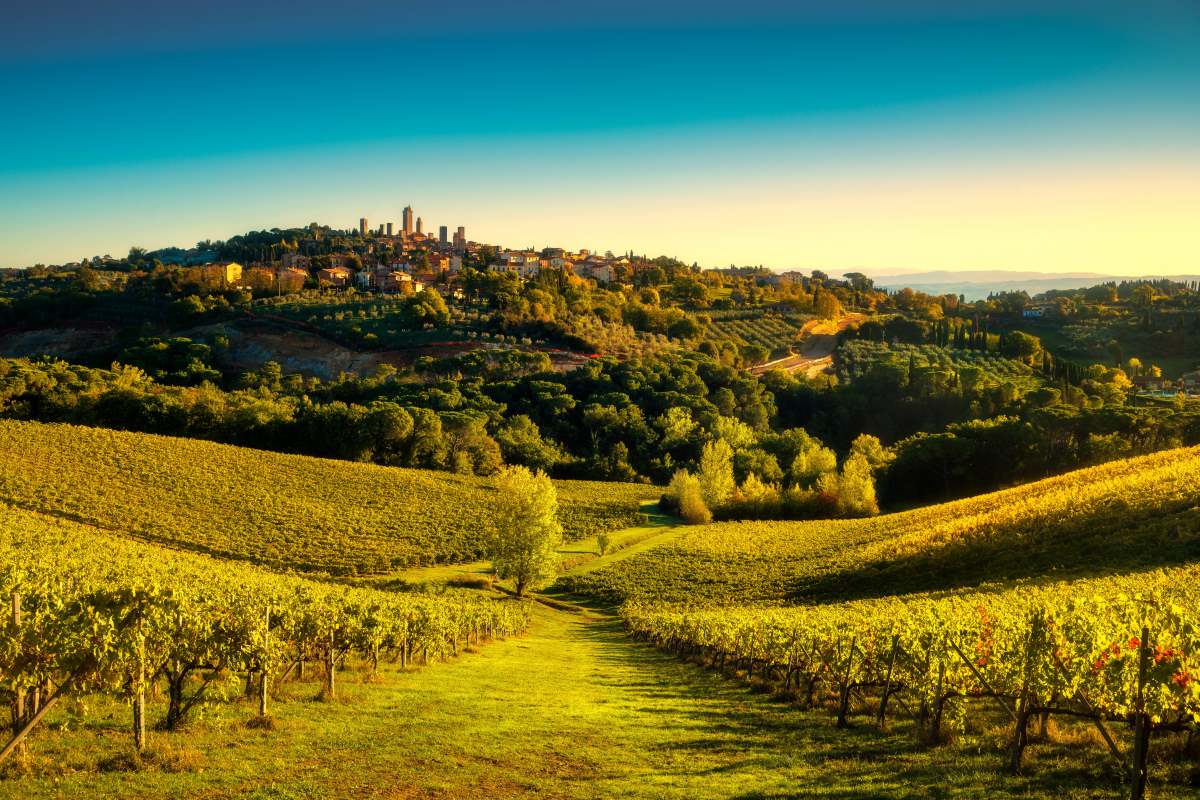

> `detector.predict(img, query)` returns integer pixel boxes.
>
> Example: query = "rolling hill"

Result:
[0,419,657,574]
[560,446,1200,605]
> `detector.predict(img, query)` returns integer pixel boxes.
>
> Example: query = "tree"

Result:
[836,453,879,517]
[849,434,893,473]
[668,470,711,525]
[486,466,563,596]
[843,272,874,292]
[789,438,837,487]
[656,407,698,449]
[404,288,450,326]
[740,343,770,366]
[815,291,843,320]
[496,415,565,472]
[697,439,735,507]
[75,266,101,293]
[670,276,708,306]
[1000,331,1042,364]
[1131,284,1155,309]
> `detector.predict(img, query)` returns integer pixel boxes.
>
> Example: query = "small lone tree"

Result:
[487,466,563,596]
[668,469,712,525]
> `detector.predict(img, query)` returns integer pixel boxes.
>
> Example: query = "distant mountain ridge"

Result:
[774,269,1200,301]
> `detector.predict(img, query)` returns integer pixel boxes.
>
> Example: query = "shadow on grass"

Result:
[562,611,1136,799]
[796,498,1200,605]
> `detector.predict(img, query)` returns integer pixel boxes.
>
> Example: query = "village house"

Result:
[201,261,243,286]
[317,266,354,288]
[381,272,416,294]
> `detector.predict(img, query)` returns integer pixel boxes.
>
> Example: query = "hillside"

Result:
[0,420,657,574]
[560,446,1200,605]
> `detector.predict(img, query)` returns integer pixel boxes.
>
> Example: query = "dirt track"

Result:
[747,312,864,378]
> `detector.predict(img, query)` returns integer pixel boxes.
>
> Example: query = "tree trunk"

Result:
[323,635,336,700]
[1130,626,1152,800]
[166,663,186,730]
[1008,699,1031,774]
[258,670,268,717]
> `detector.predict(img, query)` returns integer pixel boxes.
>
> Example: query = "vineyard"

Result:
[834,341,1040,387]
[0,503,530,768]
[559,445,1200,605]
[622,564,1200,791]
[0,420,656,574]
[556,445,1200,796]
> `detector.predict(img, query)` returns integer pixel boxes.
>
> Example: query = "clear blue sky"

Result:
[2,0,1197,273]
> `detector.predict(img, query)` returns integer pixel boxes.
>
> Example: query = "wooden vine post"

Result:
[877,635,900,729]
[836,637,857,728]
[323,630,336,700]
[1008,621,1038,775]
[258,605,271,717]
[1129,626,1152,800]
[928,656,946,745]
[133,630,147,753]
[10,593,24,759]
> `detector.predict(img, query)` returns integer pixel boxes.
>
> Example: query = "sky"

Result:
[1,0,1198,274]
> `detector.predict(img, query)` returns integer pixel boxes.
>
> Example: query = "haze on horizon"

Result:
[1,0,1197,275]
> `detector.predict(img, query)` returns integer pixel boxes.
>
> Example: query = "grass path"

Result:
[390,502,685,587]
[3,602,1166,800]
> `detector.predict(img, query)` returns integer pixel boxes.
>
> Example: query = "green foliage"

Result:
[0,502,530,763]
[697,440,735,507]
[667,470,711,525]
[486,467,564,596]
[622,562,1200,737]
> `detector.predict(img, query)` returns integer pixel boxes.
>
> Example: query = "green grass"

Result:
[0,419,658,574]
[561,446,1200,605]
[7,602,1197,800]
[385,502,685,588]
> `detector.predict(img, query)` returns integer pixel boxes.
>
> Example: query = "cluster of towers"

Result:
[358,206,466,252]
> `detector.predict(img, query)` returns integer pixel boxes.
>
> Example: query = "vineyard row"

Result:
[622,579,1200,798]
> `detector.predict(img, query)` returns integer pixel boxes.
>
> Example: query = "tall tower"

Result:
[359,217,368,236]
[416,217,423,235]
[386,222,393,236]
[439,225,448,246]
[402,206,414,236]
